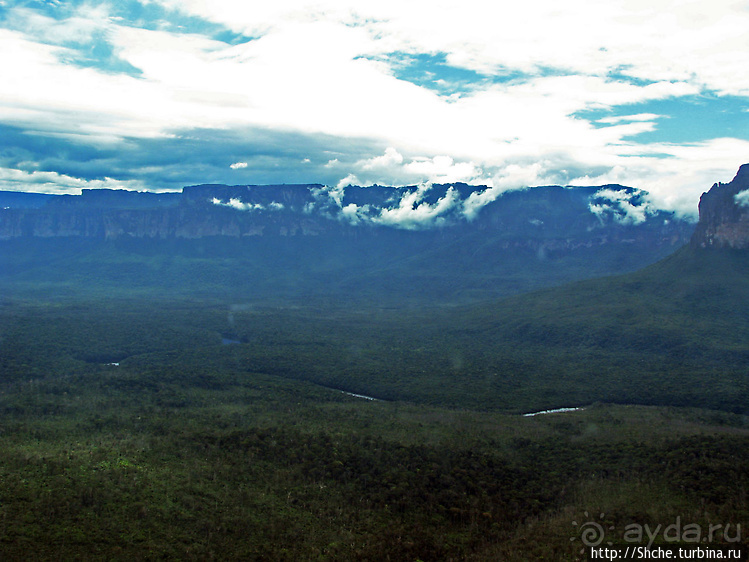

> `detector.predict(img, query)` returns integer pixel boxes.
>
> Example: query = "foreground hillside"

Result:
[1,332,748,560]
[2,263,748,560]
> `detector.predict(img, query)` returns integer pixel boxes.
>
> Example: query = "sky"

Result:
[1,0,749,218]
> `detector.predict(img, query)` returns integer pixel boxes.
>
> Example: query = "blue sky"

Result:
[1,0,749,216]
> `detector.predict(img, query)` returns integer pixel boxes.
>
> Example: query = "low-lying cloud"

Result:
[211,197,284,212]
[209,180,676,231]
[588,188,656,225]
[373,184,460,230]
[306,182,466,229]
[735,189,749,208]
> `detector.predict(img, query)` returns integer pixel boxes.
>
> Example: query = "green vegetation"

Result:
[2,340,749,560]
[1,244,748,559]
[0,224,689,305]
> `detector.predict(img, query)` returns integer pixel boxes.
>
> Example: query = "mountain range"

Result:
[0,180,696,303]
[1,166,748,414]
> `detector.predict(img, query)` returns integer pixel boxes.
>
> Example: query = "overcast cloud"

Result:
[1,0,749,217]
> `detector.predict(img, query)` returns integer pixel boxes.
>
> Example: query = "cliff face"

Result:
[691,164,749,249]
[0,182,693,248]
[0,182,700,302]
[0,185,340,240]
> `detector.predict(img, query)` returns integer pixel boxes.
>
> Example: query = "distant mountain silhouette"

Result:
[0,181,693,302]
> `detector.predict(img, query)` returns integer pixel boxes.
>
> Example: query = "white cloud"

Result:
[309,181,473,229]
[230,162,248,169]
[493,163,547,190]
[735,190,749,208]
[342,149,490,188]
[211,197,261,211]
[361,147,403,170]
[373,184,460,230]
[404,155,483,184]
[7,6,99,45]
[336,174,359,190]
[593,138,749,218]
[339,202,370,225]
[160,0,749,95]
[1,0,749,213]
[210,197,284,211]
[597,114,661,125]
[0,3,718,150]
[462,185,505,221]
[589,188,655,225]
[0,166,144,194]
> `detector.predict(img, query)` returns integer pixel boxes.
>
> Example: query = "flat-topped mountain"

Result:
[0,182,693,302]
[0,181,691,246]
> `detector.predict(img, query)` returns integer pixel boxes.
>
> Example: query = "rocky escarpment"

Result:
[0,185,334,240]
[0,181,698,302]
[691,164,749,249]
[0,182,694,256]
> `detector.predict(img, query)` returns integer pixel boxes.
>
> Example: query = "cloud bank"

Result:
[1,0,749,217]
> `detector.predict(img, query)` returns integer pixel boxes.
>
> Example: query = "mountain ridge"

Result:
[0,181,694,303]
[1,181,689,239]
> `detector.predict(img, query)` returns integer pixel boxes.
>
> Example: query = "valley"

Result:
[0,169,748,560]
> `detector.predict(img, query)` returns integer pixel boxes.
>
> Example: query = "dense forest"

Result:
[1,241,748,559]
